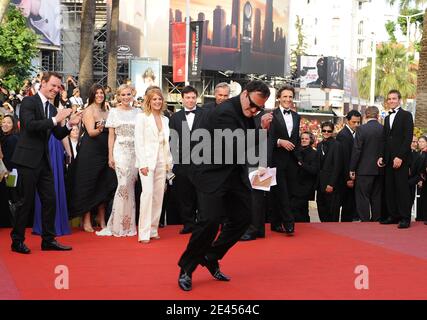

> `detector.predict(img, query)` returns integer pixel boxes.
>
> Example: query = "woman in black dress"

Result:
[68,84,117,232]
[0,115,19,227]
[291,132,319,222]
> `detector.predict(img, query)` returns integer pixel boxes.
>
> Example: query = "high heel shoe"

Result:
[150,236,160,240]
[139,240,150,244]
[83,224,95,233]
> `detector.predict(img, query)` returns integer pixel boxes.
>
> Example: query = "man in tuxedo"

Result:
[169,86,203,234]
[336,110,361,222]
[378,90,414,229]
[350,107,384,222]
[10,72,82,254]
[268,86,301,234]
[178,81,271,291]
[203,82,230,111]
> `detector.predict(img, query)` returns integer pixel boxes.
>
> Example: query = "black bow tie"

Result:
[185,110,196,115]
[283,109,291,115]
[389,109,396,115]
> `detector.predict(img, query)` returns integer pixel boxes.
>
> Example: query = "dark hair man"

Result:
[316,121,343,222]
[377,90,414,229]
[10,72,82,254]
[336,110,362,222]
[268,85,301,235]
[169,86,202,234]
[177,81,270,291]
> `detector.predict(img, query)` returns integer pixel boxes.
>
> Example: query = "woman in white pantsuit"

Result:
[135,88,173,243]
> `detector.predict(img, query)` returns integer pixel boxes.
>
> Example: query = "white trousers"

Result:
[138,149,166,241]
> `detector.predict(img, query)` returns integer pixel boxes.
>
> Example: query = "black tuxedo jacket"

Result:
[189,96,255,193]
[409,151,426,186]
[317,138,343,191]
[293,146,318,197]
[350,120,384,176]
[11,94,70,169]
[336,126,355,182]
[169,106,204,176]
[268,108,300,168]
[380,108,414,165]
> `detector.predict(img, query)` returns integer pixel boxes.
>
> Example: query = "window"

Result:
[358,39,364,55]
[358,21,364,35]
[357,58,364,70]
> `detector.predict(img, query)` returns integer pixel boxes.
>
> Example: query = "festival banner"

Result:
[188,21,204,81]
[172,22,187,83]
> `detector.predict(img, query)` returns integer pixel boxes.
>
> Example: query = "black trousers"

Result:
[173,172,198,229]
[290,195,311,223]
[340,186,357,222]
[244,190,266,237]
[270,167,295,227]
[178,170,251,273]
[384,164,411,221]
[316,190,341,222]
[355,175,382,222]
[11,158,56,243]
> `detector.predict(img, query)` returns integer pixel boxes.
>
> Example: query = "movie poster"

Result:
[11,0,61,48]
[169,0,290,76]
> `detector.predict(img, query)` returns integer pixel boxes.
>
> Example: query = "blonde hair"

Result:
[116,84,135,103]
[143,88,166,115]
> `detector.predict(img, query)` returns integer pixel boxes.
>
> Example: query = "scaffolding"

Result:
[58,0,109,85]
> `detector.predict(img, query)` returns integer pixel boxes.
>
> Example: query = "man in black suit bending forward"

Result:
[10,72,82,254]
[178,81,271,291]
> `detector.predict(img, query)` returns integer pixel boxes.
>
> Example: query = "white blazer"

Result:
[134,113,173,171]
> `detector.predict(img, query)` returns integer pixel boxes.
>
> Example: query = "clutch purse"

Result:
[5,169,18,188]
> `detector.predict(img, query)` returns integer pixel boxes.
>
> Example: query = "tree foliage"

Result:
[357,42,417,101]
[0,5,38,91]
[290,15,307,78]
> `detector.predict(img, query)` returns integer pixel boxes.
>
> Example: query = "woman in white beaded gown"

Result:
[96,84,141,237]
[135,88,173,243]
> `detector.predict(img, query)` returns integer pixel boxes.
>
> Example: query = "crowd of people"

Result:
[0,73,426,289]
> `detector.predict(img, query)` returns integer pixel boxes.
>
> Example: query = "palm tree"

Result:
[386,0,427,128]
[107,0,119,92]
[0,0,10,24]
[79,0,96,101]
[358,42,417,101]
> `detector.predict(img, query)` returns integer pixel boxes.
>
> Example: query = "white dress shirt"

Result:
[345,124,355,139]
[279,106,294,138]
[389,107,400,130]
[184,107,196,131]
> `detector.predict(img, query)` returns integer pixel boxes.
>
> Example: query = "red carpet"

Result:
[1,223,427,300]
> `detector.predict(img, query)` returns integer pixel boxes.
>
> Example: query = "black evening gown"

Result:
[69,128,117,217]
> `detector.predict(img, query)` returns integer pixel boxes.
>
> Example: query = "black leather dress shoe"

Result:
[178,270,192,291]
[201,256,231,281]
[179,227,193,234]
[239,233,256,241]
[284,222,295,235]
[271,225,286,233]
[11,242,31,254]
[398,220,410,229]
[380,217,400,225]
[41,240,72,251]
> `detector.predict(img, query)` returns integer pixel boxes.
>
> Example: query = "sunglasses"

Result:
[322,130,333,133]
[247,93,264,112]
